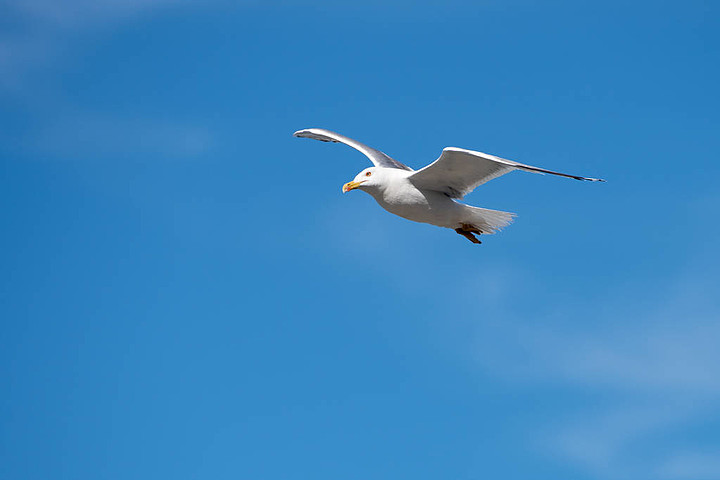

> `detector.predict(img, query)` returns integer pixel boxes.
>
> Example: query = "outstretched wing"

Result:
[293,128,412,171]
[409,147,604,199]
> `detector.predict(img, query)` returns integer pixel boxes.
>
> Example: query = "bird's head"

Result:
[342,167,382,193]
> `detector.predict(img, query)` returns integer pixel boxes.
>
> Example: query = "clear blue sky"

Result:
[2,1,719,479]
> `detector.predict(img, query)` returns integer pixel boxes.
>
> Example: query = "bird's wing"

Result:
[293,128,413,171]
[409,147,604,198]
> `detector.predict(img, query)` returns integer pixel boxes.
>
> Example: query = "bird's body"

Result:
[354,167,510,233]
[294,128,603,243]
[359,168,459,228]
[375,182,463,229]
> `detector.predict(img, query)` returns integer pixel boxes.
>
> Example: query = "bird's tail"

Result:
[463,205,516,234]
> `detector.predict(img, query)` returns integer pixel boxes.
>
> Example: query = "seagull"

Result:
[294,128,604,244]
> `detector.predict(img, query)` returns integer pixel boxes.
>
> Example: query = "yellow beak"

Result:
[342,180,364,193]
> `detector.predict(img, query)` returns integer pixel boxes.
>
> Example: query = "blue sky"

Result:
[1,1,719,479]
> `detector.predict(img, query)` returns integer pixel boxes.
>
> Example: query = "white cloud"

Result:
[26,111,214,158]
[0,0,217,158]
[468,267,720,479]
[659,451,720,480]
[0,0,198,93]
[4,0,189,29]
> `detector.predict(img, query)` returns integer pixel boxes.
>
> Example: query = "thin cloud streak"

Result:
[0,0,199,93]
[1,0,218,158]
[469,268,720,479]
[660,451,720,480]
[28,111,214,158]
[8,0,189,29]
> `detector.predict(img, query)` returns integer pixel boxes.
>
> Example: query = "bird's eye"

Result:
[365,171,372,177]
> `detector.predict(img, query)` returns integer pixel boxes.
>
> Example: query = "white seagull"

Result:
[294,128,604,244]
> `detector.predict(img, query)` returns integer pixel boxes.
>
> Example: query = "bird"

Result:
[294,128,604,244]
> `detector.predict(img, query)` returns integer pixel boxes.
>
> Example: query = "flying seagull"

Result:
[294,128,604,244]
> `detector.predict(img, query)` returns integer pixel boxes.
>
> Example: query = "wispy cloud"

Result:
[659,451,720,480]
[0,0,192,92]
[1,0,217,158]
[0,33,57,93]
[468,267,720,479]
[8,0,188,29]
[29,111,214,158]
